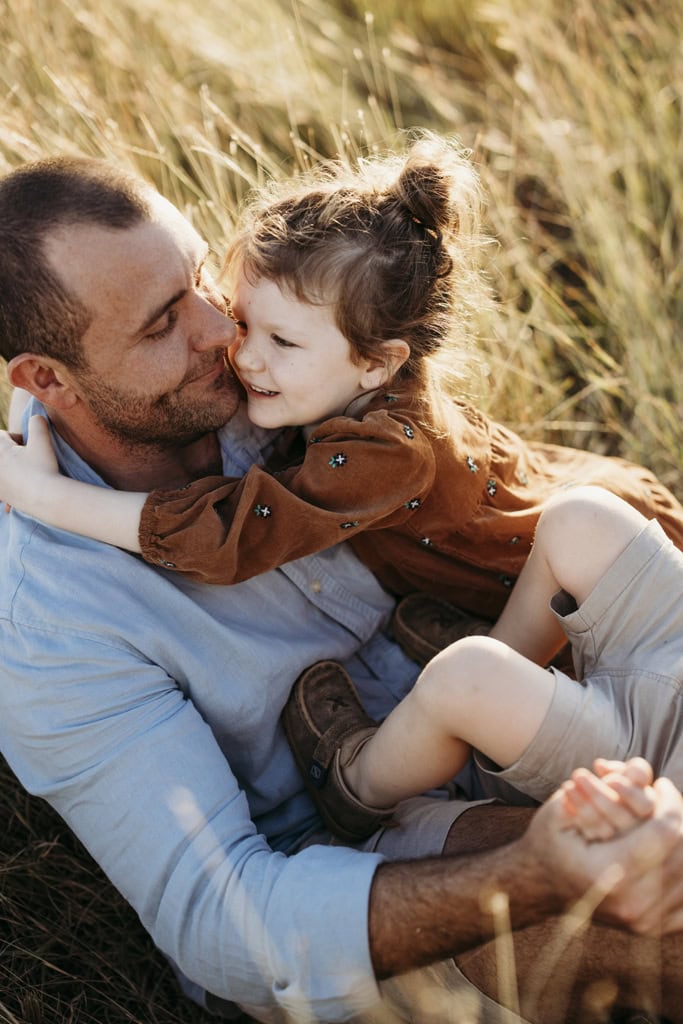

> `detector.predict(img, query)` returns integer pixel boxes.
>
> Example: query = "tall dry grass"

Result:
[2,0,681,483]
[0,0,681,1020]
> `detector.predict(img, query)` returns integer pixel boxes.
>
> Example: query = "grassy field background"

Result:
[0,0,681,1021]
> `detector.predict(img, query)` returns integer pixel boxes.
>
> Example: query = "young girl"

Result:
[0,134,680,838]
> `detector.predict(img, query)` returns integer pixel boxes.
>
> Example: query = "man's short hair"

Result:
[0,157,154,368]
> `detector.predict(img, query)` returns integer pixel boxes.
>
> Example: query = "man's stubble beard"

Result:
[76,362,241,449]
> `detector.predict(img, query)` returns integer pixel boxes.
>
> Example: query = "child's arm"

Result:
[0,415,145,552]
[1,407,438,581]
[138,407,441,583]
[559,758,656,842]
[7,387,32,434]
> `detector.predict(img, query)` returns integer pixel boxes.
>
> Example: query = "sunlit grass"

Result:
[1,0,681,1019]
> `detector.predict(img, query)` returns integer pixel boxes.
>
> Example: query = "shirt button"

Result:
[310,579,322,593]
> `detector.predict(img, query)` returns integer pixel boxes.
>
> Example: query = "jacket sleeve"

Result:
[139,409,437,584]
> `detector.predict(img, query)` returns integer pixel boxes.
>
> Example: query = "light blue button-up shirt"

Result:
[0,402,420,1022]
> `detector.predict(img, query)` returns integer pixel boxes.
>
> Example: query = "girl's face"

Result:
[227,270,384,430]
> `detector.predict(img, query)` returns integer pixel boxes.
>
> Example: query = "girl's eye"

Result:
[148,308,179,340]
[272,334,296,349]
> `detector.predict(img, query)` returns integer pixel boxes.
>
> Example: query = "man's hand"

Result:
[526,762,683,935]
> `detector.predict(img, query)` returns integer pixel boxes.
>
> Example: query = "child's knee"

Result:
[414,635,512,716]
[538,487,645,548]
[535,487,648,604]
[539,486,646,560]
[538,487,605,542]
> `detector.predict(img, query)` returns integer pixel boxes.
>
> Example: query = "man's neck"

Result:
[51,414,223,492]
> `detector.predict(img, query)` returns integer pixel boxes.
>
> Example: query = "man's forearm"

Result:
[370,774,683,979]
[368,813,557,978]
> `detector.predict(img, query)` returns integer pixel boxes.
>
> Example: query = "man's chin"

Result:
[100,400,238,449]
[183,373,241,436]
[210,365,241,409]
[175,406,240,446]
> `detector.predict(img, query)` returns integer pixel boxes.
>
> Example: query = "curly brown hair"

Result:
[222,132,491,408]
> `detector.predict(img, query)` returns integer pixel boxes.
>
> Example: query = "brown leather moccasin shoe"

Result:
[281,660,396,843]
[391,593,492,668]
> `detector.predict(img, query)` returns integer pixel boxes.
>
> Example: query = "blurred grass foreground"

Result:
[0,0,681,1021]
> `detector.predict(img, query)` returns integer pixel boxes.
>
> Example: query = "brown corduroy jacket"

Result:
[139,384,683,620]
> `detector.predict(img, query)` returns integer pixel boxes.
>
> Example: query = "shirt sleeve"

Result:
[139,408,437,584]
[0,621,385,1022]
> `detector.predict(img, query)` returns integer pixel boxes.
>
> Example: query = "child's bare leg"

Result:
[340,490,651,812]
[559,758,656,841]
[342,635,556,809]
[491,487,649,665]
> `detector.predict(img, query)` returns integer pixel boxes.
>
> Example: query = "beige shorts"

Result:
[476,519,683,802]
[298,790,493,858]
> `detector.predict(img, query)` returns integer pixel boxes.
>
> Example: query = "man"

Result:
[0,156,681,1024]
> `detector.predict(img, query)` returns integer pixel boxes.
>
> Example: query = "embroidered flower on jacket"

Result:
[403,425,415,439]
[340,521,360,530]
[486,478,497,496]
[254,504,273,518]
[420,537,433,547]
[329,453,347,468]
[466,455,478,472]
[405,498,421,510]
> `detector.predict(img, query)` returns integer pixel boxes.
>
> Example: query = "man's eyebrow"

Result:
[136,288,187,335]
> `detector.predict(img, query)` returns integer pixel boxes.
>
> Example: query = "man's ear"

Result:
[6,353,80,411]
[360,339,411,390]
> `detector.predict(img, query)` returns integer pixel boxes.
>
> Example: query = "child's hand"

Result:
[7,386,32,435]
[593,755,653,789]
[0,414,60,511]
[559,757,656,842]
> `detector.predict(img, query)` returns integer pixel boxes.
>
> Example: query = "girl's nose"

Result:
[233,333,263,372]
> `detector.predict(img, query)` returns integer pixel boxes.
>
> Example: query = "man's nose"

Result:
[193,295,236,351]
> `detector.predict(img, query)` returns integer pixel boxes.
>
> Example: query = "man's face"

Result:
[45,193,239,448]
